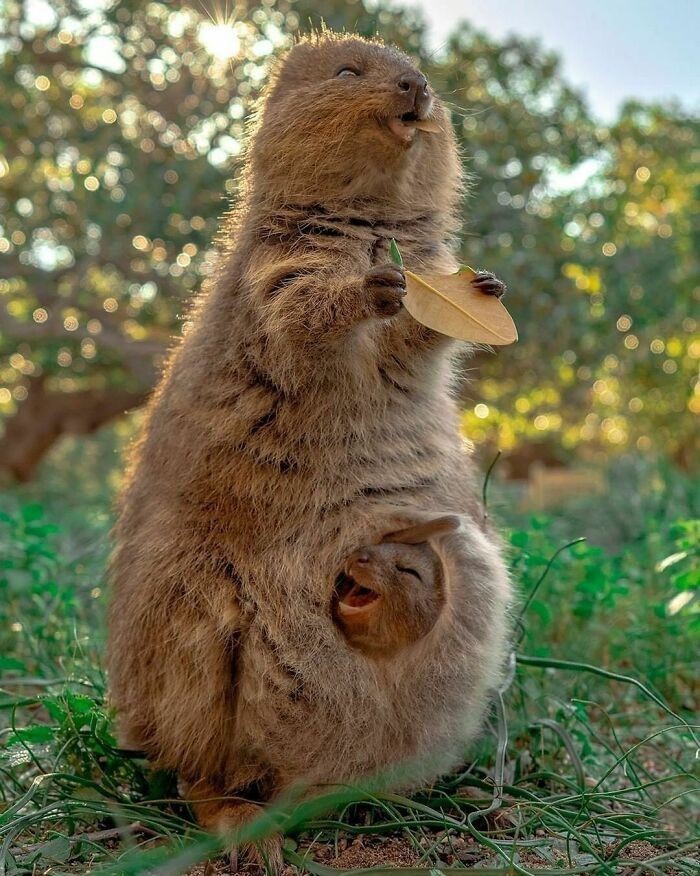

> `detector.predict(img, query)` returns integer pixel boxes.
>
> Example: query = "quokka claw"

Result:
[365,264,407,317]
[471,271,506,298]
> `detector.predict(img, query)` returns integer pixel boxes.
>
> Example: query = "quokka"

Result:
[108,32,512,870]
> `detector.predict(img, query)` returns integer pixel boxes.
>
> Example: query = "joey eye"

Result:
[396,564,422,582]
[336,67,360,78]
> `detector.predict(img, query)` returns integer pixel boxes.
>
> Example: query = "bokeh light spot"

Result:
[199,22,240,60]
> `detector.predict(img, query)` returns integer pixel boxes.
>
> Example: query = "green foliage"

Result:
[448,47,699,462]
[509,514,699,706]
[1,452,697,874]
[0,0,277,407]
[497,456,699,710]
[660,519,700,606]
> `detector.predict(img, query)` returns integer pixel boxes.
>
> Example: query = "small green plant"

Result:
[657,519,699,621]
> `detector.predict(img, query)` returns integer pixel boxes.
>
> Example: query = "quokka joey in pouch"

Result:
[108,31,512,866]
[334,515,461,658]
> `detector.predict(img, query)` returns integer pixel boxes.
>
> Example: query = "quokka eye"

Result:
[336,67,360,78]
[396,564,422,582]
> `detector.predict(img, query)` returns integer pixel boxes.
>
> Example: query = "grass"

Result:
[0,428,698,875]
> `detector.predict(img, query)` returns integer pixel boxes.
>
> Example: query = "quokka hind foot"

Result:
[186,782,284,874]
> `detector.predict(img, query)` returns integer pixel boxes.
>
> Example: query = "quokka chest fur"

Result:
[108,32,511,815]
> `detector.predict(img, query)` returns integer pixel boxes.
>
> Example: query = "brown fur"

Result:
[334,515,460,657]
[108,31,511,861]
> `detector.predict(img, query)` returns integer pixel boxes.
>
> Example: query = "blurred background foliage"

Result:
[0,0,697,481]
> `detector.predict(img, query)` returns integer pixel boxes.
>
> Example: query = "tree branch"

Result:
[0,377,149,482]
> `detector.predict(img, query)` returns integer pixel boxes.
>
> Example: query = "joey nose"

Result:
[344,551,371,577]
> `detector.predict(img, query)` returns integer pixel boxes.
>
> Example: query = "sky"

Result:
[409,0,699,121]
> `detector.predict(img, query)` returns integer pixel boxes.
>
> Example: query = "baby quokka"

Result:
[334,515,460,657]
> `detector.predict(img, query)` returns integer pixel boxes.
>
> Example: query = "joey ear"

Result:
[381,514,461,545]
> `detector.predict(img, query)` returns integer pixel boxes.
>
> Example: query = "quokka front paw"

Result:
[365,264,406,317]
[471,270,507,298]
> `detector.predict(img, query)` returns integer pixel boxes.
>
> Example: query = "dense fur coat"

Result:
[108,33,511,820]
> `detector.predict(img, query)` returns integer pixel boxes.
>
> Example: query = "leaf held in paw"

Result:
[388,241,516,344]
[403,267,518,345]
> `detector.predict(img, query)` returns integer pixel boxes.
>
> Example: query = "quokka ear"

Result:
[381,514,461,545]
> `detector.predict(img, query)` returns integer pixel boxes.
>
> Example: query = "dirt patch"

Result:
[514,849,558,870]
[186,856,301,875]
[618,840,660,861]
[322,836,423,869]
[187,860,234,875]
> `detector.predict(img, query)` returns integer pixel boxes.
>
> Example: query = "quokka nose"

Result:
[344,552,371,576]
[397,71,429,101]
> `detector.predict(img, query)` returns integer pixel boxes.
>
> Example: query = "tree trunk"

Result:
[0,378,149,482]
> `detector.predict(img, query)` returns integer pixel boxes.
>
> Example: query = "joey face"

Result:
[333,515,460,658]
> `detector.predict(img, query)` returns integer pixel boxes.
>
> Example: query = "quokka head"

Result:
[332,514,460,658]
[247,33,460,204]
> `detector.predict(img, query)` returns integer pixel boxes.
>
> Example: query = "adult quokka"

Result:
[108,32,512,871]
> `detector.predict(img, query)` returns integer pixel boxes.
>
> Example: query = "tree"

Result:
[459,95,699,470]
[0,0,285,478]
[1,1,696,479]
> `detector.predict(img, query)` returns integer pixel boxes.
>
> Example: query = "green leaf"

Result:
[21,503,45,523]
[389,238,403,267]
[0,656,26,671]
[11,724,55,744]
[510,531,528,548]
[64,692,99,716]
[672,569,700,590]
[42,697,68,723]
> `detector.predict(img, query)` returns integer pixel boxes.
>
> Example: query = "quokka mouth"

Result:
[386,112,442,143]
[335,572,380,611]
